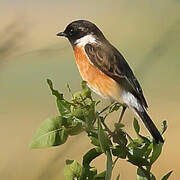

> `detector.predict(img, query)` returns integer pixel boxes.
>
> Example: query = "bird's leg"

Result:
[118,105,127,123]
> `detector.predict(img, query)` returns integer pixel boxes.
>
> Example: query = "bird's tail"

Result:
[122,91,164,143]
[134,108,164,143]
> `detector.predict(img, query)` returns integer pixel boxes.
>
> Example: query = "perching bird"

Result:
[57,20,164,143]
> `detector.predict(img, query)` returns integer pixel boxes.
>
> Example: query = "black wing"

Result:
[84,43,148,109]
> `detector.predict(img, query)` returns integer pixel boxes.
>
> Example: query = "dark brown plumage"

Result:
[85,43,148,109]
[57,20,164,143]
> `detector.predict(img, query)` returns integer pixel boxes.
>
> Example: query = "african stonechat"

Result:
[57,20,164,143]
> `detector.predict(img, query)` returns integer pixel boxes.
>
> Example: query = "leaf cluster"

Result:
[30,80,172,180]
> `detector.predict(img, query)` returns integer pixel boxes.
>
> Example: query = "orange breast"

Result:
[74,46,122,100]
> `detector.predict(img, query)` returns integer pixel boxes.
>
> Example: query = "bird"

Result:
[56,20,164,143]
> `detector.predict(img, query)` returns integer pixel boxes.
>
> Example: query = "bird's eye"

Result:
[69,28,74,35]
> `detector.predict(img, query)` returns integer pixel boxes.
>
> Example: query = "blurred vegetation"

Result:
[0,1,180,180]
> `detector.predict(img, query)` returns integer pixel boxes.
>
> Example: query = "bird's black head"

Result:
[57,20,105,46]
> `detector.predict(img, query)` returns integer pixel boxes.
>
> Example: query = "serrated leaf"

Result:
[47,79,71,118]
[30,116,68,148]
[134,118,140,135]
[64,160,83,180]
[47,79,63,99]
[105,150,113,180]
[150,142,163,164]
[161,170,173,180]
[98,118,112,152]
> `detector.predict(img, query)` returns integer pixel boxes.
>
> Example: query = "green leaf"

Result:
[113,129,127,146]
[30,116,68,148]
[47,79,71,118]
[64,160,83,180]
[127,154,150,166]
[161,170,173,180]
[81,81,92,99]
[94,171,106,179]
[137,168,147,180]
[112,145,127,159]
[73,81,92,100]
[160,120,167,135]
[57,99,71,118]
[71,107,85,119]
[83,147,102,168]
[150,142,163,164]
[65,118,84,136]
[114,122,125,130]
[81,147,102,179]
[116,174,120,180]
[82,167,97,180]
[109,103,121,113]
[133,118,140,135]
[89,135,100,147]
[128,142,151,160]
[83,103,96,128]
[47,79,63,99]
[105,150,113,180]
[137,168,156,180]
[144,143,153,158]
[98,118,112,152]
[151,173,156,180]
[87,126,99,144]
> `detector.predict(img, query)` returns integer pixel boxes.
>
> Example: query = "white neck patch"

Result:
[75,34,96,47]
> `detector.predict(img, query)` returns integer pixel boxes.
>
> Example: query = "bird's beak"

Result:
[56,32,67,37]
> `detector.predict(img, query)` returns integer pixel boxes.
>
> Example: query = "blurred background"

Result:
[0,0,180,179]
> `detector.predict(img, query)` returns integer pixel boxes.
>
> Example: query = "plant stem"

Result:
[126,133,134,143]
[98,102,115,115]
[118,106,127,123]
[112,157,119,169]
[98,102,152,180]
[101,120,113,136]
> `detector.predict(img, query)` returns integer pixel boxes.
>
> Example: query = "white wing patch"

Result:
[122,91,143,112]
[75,34,96,47]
